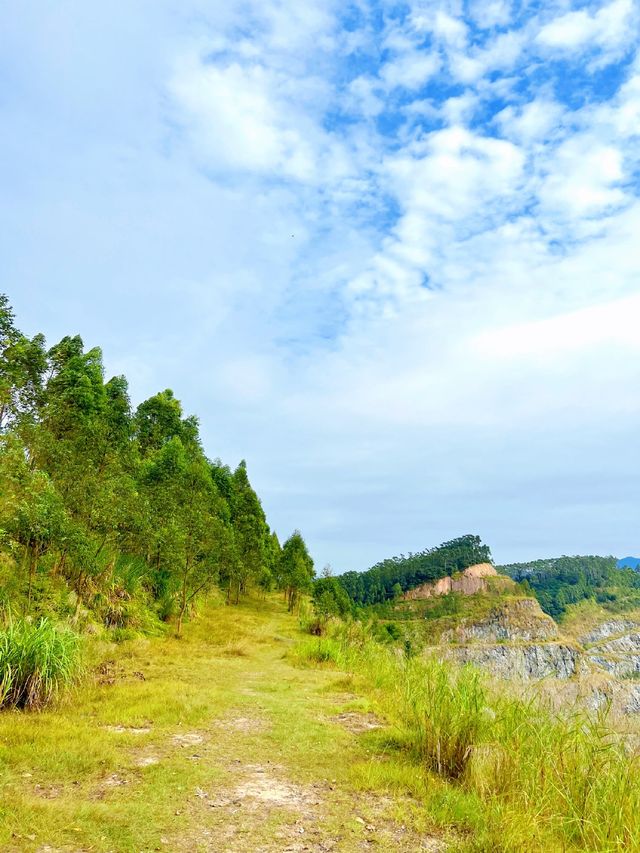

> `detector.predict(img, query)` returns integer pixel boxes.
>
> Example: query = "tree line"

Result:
[499,555,640,619]
[0,295,314,633]
[335,534,492,606]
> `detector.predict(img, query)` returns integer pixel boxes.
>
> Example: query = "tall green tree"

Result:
[226,461,267,604]
[279,530,315,612]
[0,294,47,432]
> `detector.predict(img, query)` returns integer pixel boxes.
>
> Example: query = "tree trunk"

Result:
[176,559,190,637]
[177,586,187,637]
[27,545,38,611]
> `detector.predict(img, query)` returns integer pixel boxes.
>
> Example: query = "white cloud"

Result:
[469,0,513,29]
[473,292,640,359]
[497,99,566,143]
[432,11,468,47]
[539,138,626,218]
[537,0,637,53]
[170,60,314,178]
[380,51,440,90]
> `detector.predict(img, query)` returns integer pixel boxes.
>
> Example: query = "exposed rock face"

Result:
[442,599,558,644]
[403,563,497,601]
[598,632,640,654]
[587,653,640,679]
[579,620,640,646]
[581,624,640,681]
[442,643,580,680]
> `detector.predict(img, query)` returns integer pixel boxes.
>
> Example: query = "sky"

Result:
[1,0,639,570]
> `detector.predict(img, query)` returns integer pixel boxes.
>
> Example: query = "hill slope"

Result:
[498,555,640,619]
[337,534,492,605]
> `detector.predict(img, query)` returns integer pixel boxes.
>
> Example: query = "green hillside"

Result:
[499,555,640,619]
[336,534,492,605]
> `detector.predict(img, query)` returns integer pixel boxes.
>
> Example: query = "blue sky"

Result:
[2,0,639,569]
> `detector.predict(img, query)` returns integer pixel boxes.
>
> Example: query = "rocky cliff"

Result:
[395,569,640,715]
[442,643,581,680]
[437,610,640,715]
[441,598,559,644]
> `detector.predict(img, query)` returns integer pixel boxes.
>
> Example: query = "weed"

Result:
[0,618,82,709]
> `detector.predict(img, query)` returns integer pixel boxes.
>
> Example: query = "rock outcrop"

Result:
[400,569,640,713]
[579,620,640,646]
[442,643,581,680]
[403,563,497,601]
[579,623,640,681]
[441,598,558,644]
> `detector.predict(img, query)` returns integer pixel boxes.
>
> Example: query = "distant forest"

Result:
[499,556,640,619]
[336,534,491,606]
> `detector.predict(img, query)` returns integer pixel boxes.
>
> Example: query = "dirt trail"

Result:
[2,601,449,853]
[156,637,447,852]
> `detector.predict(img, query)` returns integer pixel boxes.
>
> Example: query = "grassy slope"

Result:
[560,598,640,638]
[0,596,465,853]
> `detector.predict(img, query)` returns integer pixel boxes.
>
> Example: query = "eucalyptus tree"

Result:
[279,530,315,612]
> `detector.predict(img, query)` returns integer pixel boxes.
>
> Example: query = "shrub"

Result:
[0,618,82,710]
[406,658,488,778]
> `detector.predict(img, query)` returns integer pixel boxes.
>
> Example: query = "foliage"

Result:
[312,576,352,620]
[0,294,303,637]
[0,618,81,709]
[499,555,640,619]
[278,530,315,612]
[337,534,491,606]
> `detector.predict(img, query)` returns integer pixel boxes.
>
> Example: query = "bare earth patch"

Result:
[94,660,146,686]
[103,724,151,734]
[92,773,131,801]
[171,731,205,747]
[331,712,383,734]
[33,784,62,799]
[135,754,160,767]
[214,714,269,734]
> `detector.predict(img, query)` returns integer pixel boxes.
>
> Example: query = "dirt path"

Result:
[0,599,450,852]
[157,646,446,852]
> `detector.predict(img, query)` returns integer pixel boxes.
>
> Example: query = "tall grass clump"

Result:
[0,618,82,710]
[403,658,488,778]
[294,620,640,851]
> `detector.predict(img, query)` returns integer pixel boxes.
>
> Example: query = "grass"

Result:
[0,618,82,710]
[293,621,640,851]
[3,595,640,851]
[0,596,464,851]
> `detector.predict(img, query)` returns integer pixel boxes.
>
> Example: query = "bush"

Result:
[0,618,82,710]
[405,658,488,778]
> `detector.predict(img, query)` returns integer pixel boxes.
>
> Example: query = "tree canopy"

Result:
[0,294,310,633]
[336,534,492,606]
[499,555,640,619]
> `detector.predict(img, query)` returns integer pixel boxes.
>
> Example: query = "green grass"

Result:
[293,621,640,851]
[0,618,82,710]
[1,596,462,851]
[3,595,640,851]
